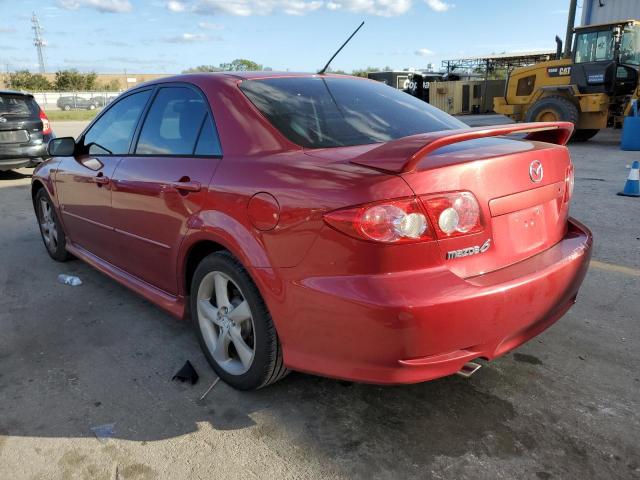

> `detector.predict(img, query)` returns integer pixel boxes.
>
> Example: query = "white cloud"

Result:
[424,0,451,12]
[415,48,434,56]
[58,0,132,13]
[163,32,214,43]
[192,0,322,16]
[169,0,410,16]
[167,0,187,12]
[328,0,412,16]
[198,21,224,30]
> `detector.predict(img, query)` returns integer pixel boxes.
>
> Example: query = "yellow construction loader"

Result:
[495,18,640,141]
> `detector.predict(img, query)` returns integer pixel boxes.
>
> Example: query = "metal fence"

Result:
[31,91,122,112]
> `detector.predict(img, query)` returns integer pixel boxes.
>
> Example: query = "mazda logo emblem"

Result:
[529,160,544,183]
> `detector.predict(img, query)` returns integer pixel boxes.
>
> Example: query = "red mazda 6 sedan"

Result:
[32,72,592,390]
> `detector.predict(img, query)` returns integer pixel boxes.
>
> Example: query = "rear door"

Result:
[109,84,222,295]
[0,93,41,151]
[55,89,152,262]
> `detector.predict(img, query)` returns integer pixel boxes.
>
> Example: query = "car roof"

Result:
[0,89,33,97]
[135,71,360,88]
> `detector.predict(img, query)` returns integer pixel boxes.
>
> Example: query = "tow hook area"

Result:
[456,361,482,378]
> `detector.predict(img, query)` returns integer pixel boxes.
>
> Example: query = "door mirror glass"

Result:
[48,137,76,156]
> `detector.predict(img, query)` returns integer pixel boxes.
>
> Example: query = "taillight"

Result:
[564,163,574,202]
[39,109,52,135]
[420,192,483,239]
[324,197,434,244]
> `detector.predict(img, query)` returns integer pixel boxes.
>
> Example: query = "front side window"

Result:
[240,76,465,149]
[575,30,614,63]
[136,87,211,155]
[620,25,640,66]
[83,90,151,155]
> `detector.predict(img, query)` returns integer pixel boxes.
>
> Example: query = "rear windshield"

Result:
[239,76,465,148]
[0,94,38,117]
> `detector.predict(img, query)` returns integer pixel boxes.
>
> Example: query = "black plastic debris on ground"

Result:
[172,360,199,385]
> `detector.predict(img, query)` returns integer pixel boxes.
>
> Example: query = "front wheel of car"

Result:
[63,105,71,111]
[190,251,289,390]
[35,189,70,262]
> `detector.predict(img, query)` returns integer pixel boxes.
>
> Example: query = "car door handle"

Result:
[169,180,201,193]
[94,172,110,185]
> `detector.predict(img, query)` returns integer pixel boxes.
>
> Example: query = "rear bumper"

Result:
[277,218,592,384]
[0,141,49,170]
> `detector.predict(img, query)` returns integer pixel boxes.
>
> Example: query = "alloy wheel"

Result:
[38,198,58,253]
[197,271,256,375]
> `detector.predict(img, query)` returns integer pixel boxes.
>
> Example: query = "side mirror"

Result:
[48,137,76,157]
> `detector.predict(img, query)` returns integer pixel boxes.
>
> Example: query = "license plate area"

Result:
[0,130,29,144]
[504,205,547,254]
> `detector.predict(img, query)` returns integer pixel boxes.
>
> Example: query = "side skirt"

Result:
[65,241,187,320]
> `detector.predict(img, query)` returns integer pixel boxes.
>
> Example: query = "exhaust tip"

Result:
[456,361,482,378]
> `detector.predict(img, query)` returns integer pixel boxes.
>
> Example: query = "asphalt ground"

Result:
[0,123,638,479]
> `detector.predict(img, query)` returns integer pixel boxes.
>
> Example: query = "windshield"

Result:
[620,25,640,66]
[240,76,466,149]
[575,29,614,63]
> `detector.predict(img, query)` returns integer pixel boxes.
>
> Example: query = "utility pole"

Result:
[32,12,47,74]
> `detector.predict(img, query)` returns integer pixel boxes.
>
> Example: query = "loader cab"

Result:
[570,21,639,96]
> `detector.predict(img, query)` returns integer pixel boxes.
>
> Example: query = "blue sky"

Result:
[0,0,581,74]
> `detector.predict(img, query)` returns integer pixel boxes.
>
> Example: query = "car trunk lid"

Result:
[341,122,575,278]
[404,138,571,277]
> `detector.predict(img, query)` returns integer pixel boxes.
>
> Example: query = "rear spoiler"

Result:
[350,122,574,174]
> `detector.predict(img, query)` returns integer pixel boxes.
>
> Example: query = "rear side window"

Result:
[136,87,213,156]
[84,90,151,155]
[0,94,38,117]
[194,114,222,156]
[239,77,465,148]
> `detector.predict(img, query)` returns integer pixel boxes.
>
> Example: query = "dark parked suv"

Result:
[0,90,53,171]
[56,95,99,111]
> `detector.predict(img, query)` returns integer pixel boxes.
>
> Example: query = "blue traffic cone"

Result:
[618,160,640,197]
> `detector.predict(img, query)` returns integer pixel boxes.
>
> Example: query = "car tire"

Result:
[88,104,96,110]
[571,129,599,142]
[35,188,71,262]
[63,105,71,111]
[190,251,289,390]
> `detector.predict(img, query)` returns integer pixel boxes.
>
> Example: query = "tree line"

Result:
[7,70,120,92]
[183,59,392,78]
[8,60,395,92]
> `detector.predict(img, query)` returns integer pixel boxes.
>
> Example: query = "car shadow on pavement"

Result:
[0,169,32,181]
[0,237,542,475]
[1,174,623,480]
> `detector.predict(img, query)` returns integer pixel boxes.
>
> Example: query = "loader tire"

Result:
[525,95,580,125]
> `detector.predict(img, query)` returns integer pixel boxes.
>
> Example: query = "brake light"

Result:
[564,163,574,202]
[324,197,434,243]
[39,109,52,135]
[420,192,483,239]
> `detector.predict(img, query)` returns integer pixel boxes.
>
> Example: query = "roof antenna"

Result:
[318,21,365,75]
